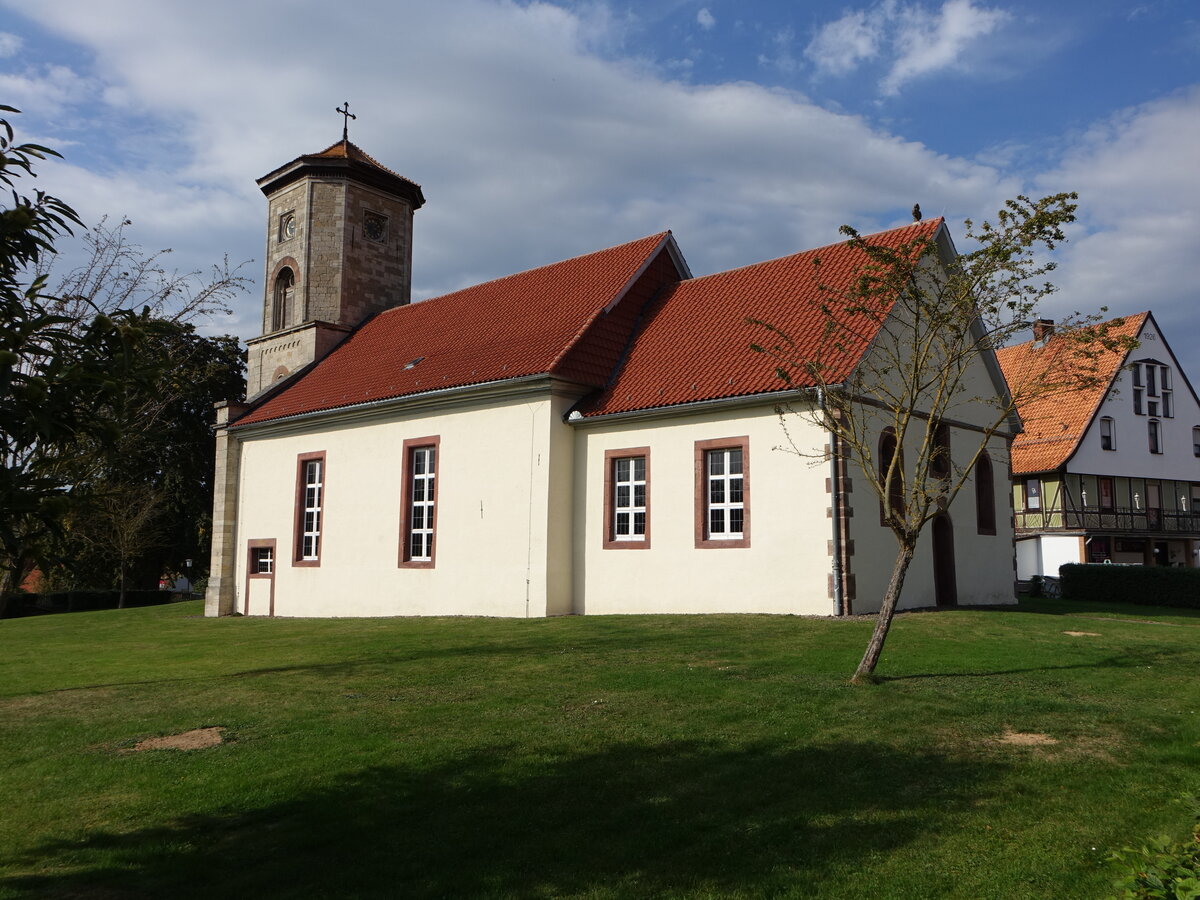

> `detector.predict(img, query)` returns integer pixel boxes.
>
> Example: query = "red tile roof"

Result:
[996,312,1145,474]
[575,218,945,417]
[256,140,425,208]
[235,232,679,427]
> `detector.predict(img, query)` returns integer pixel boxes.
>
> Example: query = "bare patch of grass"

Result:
[127,727,225,752]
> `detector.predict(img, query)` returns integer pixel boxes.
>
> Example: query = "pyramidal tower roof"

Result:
[256,139,425,209]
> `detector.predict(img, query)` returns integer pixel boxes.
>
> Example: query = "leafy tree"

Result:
[48,321,245,593]
[1,104,101,594]
[1,105,247,596]
[755,194,1134,682]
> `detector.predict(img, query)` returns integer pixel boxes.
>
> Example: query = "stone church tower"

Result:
[206,137,423,617]
[244,139,425,397]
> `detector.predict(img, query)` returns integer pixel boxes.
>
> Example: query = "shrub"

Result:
[1108,797,1200,899]
[1059,564,1200,610]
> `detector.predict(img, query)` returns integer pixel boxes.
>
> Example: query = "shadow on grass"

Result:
[6,739,999,899]
[878,646,1190,682]
[991,597,1200,622]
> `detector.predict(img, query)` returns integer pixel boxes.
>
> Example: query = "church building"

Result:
[205,138,1017,618]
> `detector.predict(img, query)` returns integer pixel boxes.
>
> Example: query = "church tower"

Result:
[244,134,425,397]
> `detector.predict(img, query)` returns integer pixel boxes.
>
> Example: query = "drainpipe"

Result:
[819,387,845,616]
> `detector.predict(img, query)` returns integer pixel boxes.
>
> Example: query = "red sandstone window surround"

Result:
[293,451,326,567]
[399,436,440,568]
[694,436,750,549]
[604,447,651,549]
[246,539,277,616]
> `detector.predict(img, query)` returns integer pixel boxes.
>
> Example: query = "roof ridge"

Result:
[1000,310,1149,355]
[547,233,674,376]
[379,232,672,318]
[680,217,943,285]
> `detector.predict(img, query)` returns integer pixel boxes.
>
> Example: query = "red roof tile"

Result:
[256,140,424,208]
[575,219,945,417]
[235,233,679,427]
[996,313,1145,474]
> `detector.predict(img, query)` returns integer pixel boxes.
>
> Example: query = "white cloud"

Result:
[804,0,1011,94]
[1034,87,1200,375]
[805,8,885,76]
[0,0,1052,349]
[759,27,801,75]
[697,7,715,30]
[882,0,1010,95]
[0,31,21,57]
[0,63,94,116]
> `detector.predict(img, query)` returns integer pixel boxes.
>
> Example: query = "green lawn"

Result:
[1,598,1198,899]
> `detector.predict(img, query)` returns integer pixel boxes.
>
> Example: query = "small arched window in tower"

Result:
[272,267,295,331]
[975,454,996,535]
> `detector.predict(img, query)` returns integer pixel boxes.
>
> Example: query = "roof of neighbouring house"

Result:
[233,217,948,429]
[234,231,682,427]
[996,312,1147,474]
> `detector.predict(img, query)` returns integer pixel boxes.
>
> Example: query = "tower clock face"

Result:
[281,213,296,241]
[363,211,388,243]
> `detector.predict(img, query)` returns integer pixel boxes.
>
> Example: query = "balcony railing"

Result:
[1015,507,1200,535]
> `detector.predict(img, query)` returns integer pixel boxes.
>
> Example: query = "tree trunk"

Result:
[851,541,916,683]
[118,566,127,609]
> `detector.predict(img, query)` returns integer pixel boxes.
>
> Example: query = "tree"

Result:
[754,194,1135,683]
[40,215,248,327]
[73,482,167,608]
[0,105,248,595]
[1,104,100,594]
[47,321,245,593]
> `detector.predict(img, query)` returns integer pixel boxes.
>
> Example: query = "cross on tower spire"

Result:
[336,101,356,142]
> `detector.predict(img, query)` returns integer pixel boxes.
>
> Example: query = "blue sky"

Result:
[1,0,1197,373]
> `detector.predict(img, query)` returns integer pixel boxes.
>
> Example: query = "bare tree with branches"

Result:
[754,193,1135,682]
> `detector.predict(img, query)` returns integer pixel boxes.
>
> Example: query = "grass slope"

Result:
[1,599,1198,899]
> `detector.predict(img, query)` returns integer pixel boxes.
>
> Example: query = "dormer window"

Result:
[1099,417,1115,451]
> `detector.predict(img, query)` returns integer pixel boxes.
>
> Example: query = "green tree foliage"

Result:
[1,105,247,596]
[49,322,245,595]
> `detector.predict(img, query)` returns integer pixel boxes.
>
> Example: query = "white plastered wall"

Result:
[1068,317,1200,482]
[1014,534,1083,580]
[848,427,1017,612]
[571,402,834,615]
[233,391,565,618]
[839,320,1019,612]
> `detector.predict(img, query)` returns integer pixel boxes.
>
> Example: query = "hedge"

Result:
[1058,563,1200,609]
[0,590,175,619]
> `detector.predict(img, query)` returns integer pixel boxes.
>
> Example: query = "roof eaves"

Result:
[568,386,815,426]
[232,373,557,433]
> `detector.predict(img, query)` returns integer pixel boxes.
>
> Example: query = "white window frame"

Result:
[1025,478,1042,511]
[300,458,323,561]
[408,446,436,562]
[612,456,647,541]
[252,546,274,574]
[706,448,745,540]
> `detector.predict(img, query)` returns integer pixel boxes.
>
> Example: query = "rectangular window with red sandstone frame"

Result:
[694,437,750,548]
[399,436,440,568]
[604,448,650,549]
[293,452,326,566]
